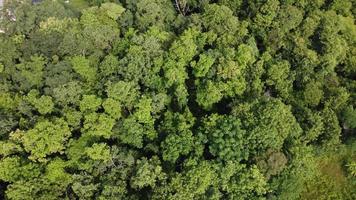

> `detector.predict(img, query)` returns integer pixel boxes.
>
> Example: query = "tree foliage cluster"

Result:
[0,0,355,199]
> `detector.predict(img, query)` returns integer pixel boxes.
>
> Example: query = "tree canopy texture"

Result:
[0,0,355,199]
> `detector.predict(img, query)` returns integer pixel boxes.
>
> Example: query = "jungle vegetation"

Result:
[0,0,355,199]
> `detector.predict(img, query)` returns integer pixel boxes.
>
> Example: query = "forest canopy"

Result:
[0,0,356,199]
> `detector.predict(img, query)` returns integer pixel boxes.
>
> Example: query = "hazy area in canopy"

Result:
[0,0,355,199]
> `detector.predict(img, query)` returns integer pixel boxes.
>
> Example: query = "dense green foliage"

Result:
[0,0,355,199]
